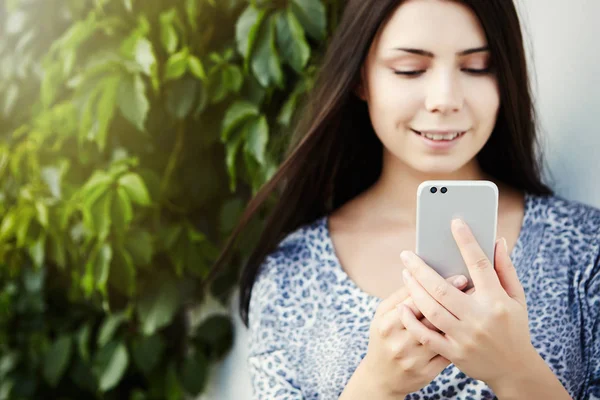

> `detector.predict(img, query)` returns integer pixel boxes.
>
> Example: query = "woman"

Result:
[210,0,600,398]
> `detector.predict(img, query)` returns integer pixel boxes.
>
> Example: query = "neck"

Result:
[363,150,492,222]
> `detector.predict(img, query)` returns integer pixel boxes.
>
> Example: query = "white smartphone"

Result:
[415,180,498,289]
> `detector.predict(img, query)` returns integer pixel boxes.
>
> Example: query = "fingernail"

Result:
[502,237,508,253]
[452,276,468,287]
[402,268,412,282]
[400,251,412,265]
[452,218,466,230]
[396,304,405,316]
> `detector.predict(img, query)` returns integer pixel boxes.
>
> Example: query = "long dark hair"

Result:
[208,0,554,327]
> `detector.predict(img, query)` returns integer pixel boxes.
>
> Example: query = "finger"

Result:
[494,237,527,305]
[380,274,470,327]
[377,286,410,317]
[451,218,502,294]
[378,300,447,338]
[398,304,452,360]
[425,354,452,375]
[400,302,447,332]
[401,251,470,319]
[402,269,460,335]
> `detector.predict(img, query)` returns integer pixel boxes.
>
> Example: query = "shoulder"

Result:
[531,193,600,238]
[247,217,326,327]
[529,193,600,279]
[253,217,326,287]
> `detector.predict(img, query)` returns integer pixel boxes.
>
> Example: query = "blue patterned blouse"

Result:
[247,193,600,399]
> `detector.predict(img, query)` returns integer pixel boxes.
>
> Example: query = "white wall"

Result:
[516,0,600,208]
[203,1,600,398]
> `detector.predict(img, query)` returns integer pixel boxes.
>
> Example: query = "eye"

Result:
[462,67,492,75]
[393,70,425,76]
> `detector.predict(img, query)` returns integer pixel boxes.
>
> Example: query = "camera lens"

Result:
[430,187,437,193]
[441,187,447,194]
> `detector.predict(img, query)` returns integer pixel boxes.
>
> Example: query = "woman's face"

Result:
[358,0,500,175]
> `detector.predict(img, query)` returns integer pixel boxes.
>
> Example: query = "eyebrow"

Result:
[392,46,490,57]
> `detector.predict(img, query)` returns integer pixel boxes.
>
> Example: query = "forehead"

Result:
[373,0,488,54]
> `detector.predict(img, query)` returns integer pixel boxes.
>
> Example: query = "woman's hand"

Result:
[397,218,539,389]
[347,274,470,398]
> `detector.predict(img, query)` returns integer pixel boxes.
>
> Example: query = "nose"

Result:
[424,70,464,114]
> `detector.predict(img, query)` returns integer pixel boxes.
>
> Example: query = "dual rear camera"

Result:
[430,187,447,194]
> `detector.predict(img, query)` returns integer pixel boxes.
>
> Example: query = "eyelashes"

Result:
[393,68,492,76]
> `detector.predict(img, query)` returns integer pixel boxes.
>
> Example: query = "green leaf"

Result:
[77,323,92,362]
[277,79,308,126]
[236,5,268,60]
[179,354,208,395]
[222,65,243,93]
[185,0,199,30]
[0,378,13,399]
[0,353,17,383]
[70,357,97,393]
[164,50,189,81]
[82,182,111,233]
[109,246,136,296]
[195,315,234,360]
[188,55,206,80]
[41,166,63,198]
[111,186,133,234]
[89,191,112,241]
[94,243,113,295]
[42,335,72,387]
[137,277,181,335]
[23,265,45,293]
[3,83,18,118]
[165,363,183,400]
[35,202,48,228]
[219,198,244,234]
[48,232,67,269]
[221,101,260,142]
[79,84,103,146]
[118,74,149,132]
[243,115,269,165]
[207,69,229,104]
[166,77,198,120]
[82,172,113,198]
[134,38,157,77]
[95,74,120,150]
[0,212,16,240]
[93,341,129,392]
[225,131,245,192]
[160,10,179,54]
[251,14,284,89]
[28,235,46,269]
[118,173,151,206]
[290,0,327,41]
[16,208,33,247]
[41,65,62,108]
[124,229,153,266]
[276,9,310,73]
[193,80,208,117]
[97,311,128,348]
[132,334,164,375]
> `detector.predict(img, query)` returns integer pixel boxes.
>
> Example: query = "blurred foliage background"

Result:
[0,0,341,398]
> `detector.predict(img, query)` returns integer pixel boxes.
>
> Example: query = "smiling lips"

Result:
[412,129,468,141]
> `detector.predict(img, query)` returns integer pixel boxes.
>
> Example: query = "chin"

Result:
[408,158,470,176]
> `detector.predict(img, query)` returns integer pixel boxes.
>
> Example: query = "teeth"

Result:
[422,132,461,141]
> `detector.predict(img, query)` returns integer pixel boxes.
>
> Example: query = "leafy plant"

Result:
[0,0,341,398]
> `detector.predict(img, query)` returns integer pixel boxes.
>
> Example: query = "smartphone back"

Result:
[415,180,498,287]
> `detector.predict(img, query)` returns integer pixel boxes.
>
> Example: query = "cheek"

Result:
[366,71,421,125]
[466,79,500,128]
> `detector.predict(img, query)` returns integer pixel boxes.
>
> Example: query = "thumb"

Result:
[494,237,526,304]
